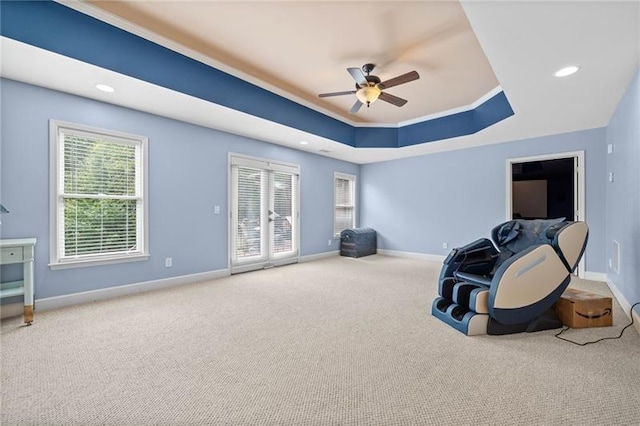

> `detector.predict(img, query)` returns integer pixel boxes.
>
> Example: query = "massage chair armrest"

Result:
[488,244,571,325]
[440,238,499,280]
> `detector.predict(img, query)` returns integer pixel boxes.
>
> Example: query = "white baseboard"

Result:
[299,250,339,263]
[36,268,230,312]
[377,249,446,263]
[584,271,607,282]
[605,276,640,336]
[0,302,26,320]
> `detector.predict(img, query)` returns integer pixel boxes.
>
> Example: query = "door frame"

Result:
[228,153,300,274]
[505,150,585,277]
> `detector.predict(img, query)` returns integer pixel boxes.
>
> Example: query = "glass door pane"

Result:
[234,166,266,262]
[271,171,296,257]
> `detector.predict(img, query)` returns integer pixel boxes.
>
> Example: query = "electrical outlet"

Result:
[608,172,614,183]
[607,144,613,154]
[214,205,221,215]
[608,258,613,269]
[165,257,172,268]
[442,242,448,249]
[328,239,332,246]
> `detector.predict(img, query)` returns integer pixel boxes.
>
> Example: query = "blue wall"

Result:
[606,67,640,311]
[3,73,636,305]
[360,128,607,273]
[0,79,359,299]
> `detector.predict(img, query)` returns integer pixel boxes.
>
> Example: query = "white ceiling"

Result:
[1,1,639,164]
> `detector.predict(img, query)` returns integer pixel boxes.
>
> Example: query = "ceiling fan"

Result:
[318,63,419,114]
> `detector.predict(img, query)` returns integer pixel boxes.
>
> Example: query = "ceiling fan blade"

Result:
[378,71,420,90]
[318,90,357,98]
[379,91,408,107]
[347,67,368,86]
[350,100,363,114]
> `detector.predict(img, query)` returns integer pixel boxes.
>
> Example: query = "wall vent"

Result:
[613,240,620,273]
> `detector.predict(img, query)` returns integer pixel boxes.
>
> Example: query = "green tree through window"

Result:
[63,137,138,256]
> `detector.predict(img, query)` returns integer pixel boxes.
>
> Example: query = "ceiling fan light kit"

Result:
[318,63,420,114]
[356,85,381,106]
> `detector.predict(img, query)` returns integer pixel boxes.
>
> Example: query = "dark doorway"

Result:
[511,158,574,220]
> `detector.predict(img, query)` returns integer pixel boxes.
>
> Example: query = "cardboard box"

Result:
[554,288,612,328]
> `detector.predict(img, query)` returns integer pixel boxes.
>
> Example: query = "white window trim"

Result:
[49,120,149,269]
[334,172,357,237]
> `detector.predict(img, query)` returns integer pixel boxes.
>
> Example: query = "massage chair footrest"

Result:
[452,282,489,314]
[431,297,488,336]
[439,278,490,314]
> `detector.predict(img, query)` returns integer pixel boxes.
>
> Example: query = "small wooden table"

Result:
[0,238,36,324]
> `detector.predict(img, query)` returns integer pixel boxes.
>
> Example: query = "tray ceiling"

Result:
[89,0,499,125]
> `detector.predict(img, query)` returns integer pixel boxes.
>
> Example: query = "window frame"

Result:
[49,120,149,269]
[334,172,357,237]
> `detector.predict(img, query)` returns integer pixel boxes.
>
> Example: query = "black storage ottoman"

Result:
[340,228,377,258]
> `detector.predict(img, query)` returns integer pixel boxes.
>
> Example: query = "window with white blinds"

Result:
[49,120,149,268]
[334,172,356,236]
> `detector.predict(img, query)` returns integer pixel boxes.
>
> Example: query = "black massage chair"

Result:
[432,218,588,335]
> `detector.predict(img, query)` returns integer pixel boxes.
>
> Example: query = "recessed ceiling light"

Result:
[95,84,115,93]
[554,66,580,78]
[299,141,309,145]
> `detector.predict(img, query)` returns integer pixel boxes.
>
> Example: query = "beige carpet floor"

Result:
[1,255,639,425]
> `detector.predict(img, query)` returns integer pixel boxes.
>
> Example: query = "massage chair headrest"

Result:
[491,218,567,253]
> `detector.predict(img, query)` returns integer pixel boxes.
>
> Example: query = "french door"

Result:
[230,155,299,274]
